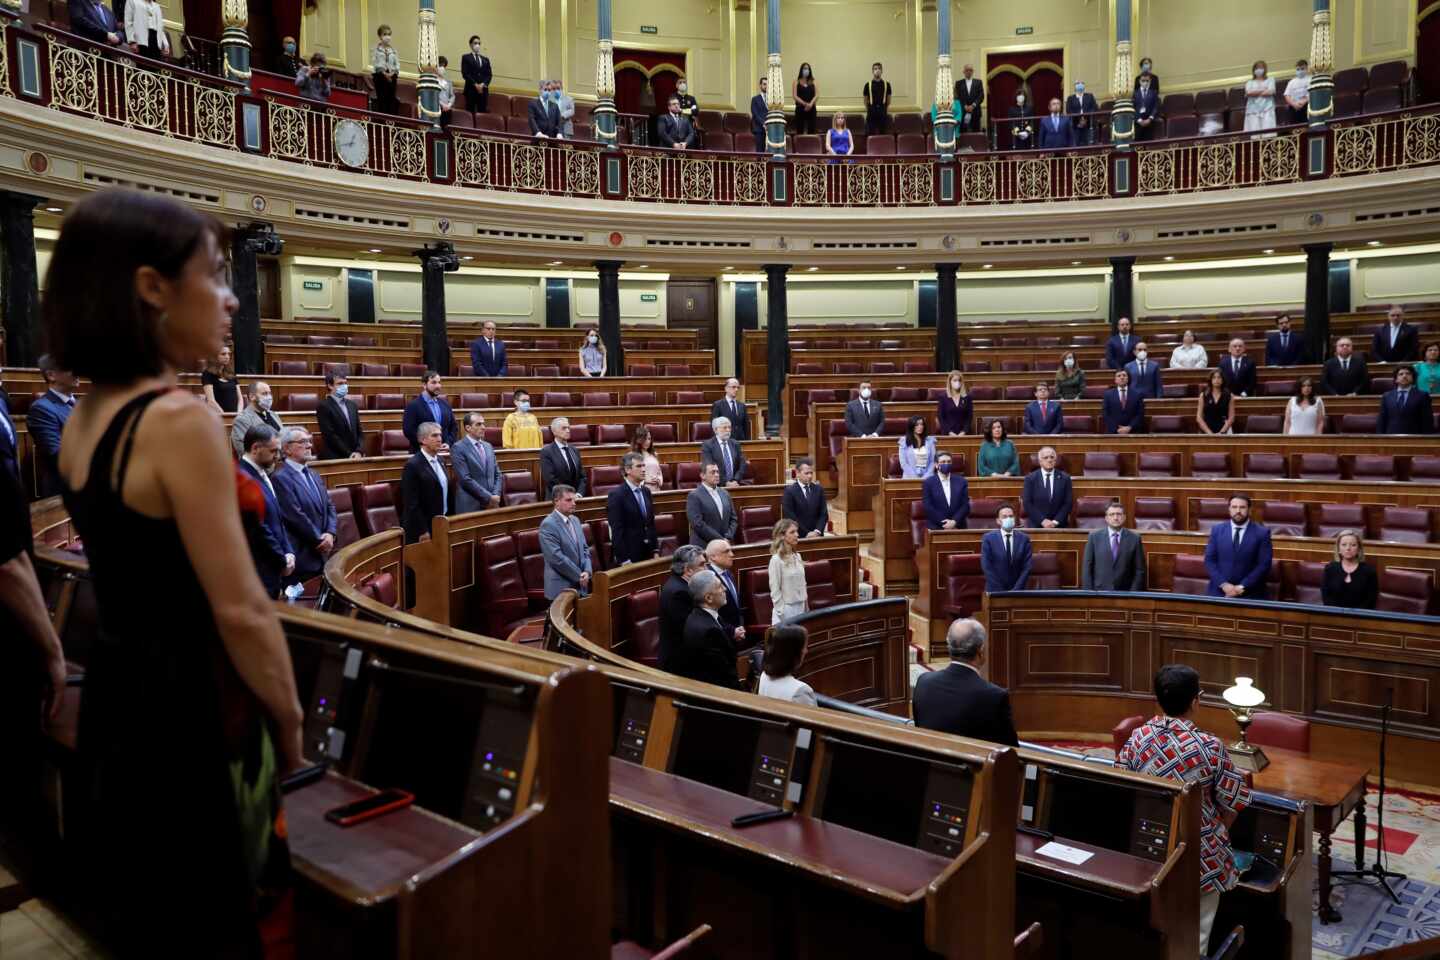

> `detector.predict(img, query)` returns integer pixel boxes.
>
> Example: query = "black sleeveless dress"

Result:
[61,390,289,957]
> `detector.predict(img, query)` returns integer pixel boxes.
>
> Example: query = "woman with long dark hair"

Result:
[793,62,818,133]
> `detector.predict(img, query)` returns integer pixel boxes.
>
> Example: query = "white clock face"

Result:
[334,119,369,168]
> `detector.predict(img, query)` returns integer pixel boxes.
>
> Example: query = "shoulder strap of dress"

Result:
[91,388,171,497]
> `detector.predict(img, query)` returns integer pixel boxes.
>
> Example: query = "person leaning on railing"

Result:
[295,52,332,101]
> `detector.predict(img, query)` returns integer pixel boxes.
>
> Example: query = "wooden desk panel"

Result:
[263,318,700,351]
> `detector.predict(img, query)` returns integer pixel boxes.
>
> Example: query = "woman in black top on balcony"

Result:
[1321,530,1378,609]
[793,63,818,134]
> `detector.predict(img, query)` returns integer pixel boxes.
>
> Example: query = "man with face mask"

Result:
[1134,61,1160,141]
[1008,90,1033,149]
[863,62,892,135]
[238,425,294,598]
[1132,57,1161,97]
[954,64,984,133]
[278,36,302,77]
[231,380,284,458]
[844,380,885,437]
[554,78,576,137]
[461,35,493,113]
[528,79,564,138]
[371,24,400,115]
[674,77,699,131]
[316,366,364,460]
[922,452,970,530]
[1284,59,1311,124]
[1037,96,1076,149]
[658,95,697,148]
[503,389,543,448]
[1066,80,1098,145]
[980,504,1032,592]
[750,75,769,151]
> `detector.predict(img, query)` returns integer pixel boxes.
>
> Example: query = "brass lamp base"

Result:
[1227,740,1270,773]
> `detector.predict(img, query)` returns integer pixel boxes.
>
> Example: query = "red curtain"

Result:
[614,47,686,116]
[985,47,1064,141]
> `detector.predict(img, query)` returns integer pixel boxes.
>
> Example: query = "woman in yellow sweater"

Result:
[501,388,543,448]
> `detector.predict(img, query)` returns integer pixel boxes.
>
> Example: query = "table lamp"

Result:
[1221,677,1269,772]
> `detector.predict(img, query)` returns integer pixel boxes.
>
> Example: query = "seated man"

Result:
[912,618,1018,746]
[980,503,1031,592]
[922,451,970,530]
[1218,338,1257,397]
[538,484,591,598]
[1102,369,1145,434]
[1320,337,1370,396]
[1118,665,1251,954]
[1022,382,1063,434]
[1203,493,1273,599]
[659,545,707,670]
[699,416,747,487]
[1020,446,1072,528]
[672,571,742,689]
[1105,316,1137,370]
[1377,365,1435,434]
[782,458,829,537]
[1123,341,1163,399]
[502,389,543,448]
[1081,500,1147,591]
[469,319,508,376]
[844,380,885,437]
[1264,314,1305,367]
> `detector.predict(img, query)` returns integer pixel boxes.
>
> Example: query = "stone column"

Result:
[416,243,455,375]
[595,260,624,375]
[415,0,442,131]
[1304,242,1333,363]
[230,223,281,376]
[1306,1,1334,127]
[1109,256,1135,333]
[0,192,43,369]
[1109,0,1134,149]
[593,0,619,147]
[219,0,252,94]
[932,0,956,158]
[763,0,786,157]
[935,263,958,373]
[764,264,790,435]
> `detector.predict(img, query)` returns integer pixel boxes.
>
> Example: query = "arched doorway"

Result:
[614,47,688,142]
[985,48,1063,148]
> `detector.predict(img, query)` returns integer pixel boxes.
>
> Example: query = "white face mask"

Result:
[257,395,273,410]
[587,334,598,344]
[859,387,871,400]
[1064,357,1075,368]
[1000,517,1015,532]
[1135,350,1148,361]
[381,34,391,46]
[1254,68,1265,78]
[677,84,687,94]
[1295,69,1306,78]
[950,380,961,391]
[1016,96,1025,105]
[802,68,810,78]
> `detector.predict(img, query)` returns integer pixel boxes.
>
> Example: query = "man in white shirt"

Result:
[686,462,737,545]
[1283,59,1310,124]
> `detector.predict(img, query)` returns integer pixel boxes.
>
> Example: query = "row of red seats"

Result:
[264,333,693,350]
[352,421,740,459]
[270,360,710,378]
[272,387,705,412]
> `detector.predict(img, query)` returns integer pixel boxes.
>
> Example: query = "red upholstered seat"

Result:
[645,423,676,443]
[330,486,363,545]
[904,360,934,373]
[1332,66,1367,94]
[866,135,896,154]
[870,361,898,374]
[833,361,862,375]
[896,133,929,155]
[376,430,406,456]
[1194,499,1230,534]
[937,553,982,617]
[362,572,398,608]
[1351,455,1396,481]
[1149,415,1188,434]
[1248,713,1311,753]
[1191,452,1232,479]
[794,362,824,375]
[1379,506,1433,543]
[674,391,704,404]
[356,482,399,534]
[1243,453,1286,480]
[1340,414,1379,434]
[356,362,388,377]
[654,513,679,555]
[1082,452,1122,477]
[305,335,341,346]
[1297,453,1342,480]
[1000,360,1031,372]
[1258,501,1306,537]
[966,498,1001,530]
[1369,60,1409,88]
[739,567,773,636]
[582,391,614,407]
[663,364,691,378]
[1137,453,1178,478]
[272,360,308,375]
[264,334,296,344]
[1314,503,1366,539]
[1171,553,1210,595]
[1074,497,1110,530]
[511,530,547,608]
[284,392,320,412]
[1134,497,1176,531]
[1411,456,1440,482]
[476,535,533,636]
[1000,337,1030,347]
[625,391,656,406]
[1004,385,1032,401]
[538,391,570,408]
[740,505,775,544]
[596,424,627,444]
[963,361,992,373]
[628,363,658,377]
[910,500,928,551]
[674,463,702,490]
[968,385,999,401]
[1244,414,1282,434]
[1378,568,1433,615]
[1292,561,1325,604]
[567,425,593,447]
[888,387,924,402]
[1063,415,1095,433]
[622,589,663,666]
[397,363,427,377]
[1029,552,1061,589]
[1112,715,1146,755]
[371,393,404,410]
[803,559,837,609]
[588,465,623,498]
[501,470,537,506]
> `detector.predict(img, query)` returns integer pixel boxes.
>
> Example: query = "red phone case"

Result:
[324,789,415,827]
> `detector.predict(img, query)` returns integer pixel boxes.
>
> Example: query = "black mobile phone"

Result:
[279,764,328,794]
[731,808,794,829]
[324,788,414,827]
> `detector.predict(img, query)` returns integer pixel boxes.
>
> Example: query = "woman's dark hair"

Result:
[796,62,814,81]
[1422,341,1439,360]
[762,625,807,679]
[1207,369,1228,394]
[903,414,926,446]
[986,418,1008,442]
[44,190,222,385]
[1293,376,1316,403]
[1154,664,1200,716]
[630,425,653,451]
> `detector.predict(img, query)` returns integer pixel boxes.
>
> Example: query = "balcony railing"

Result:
[4,22,1439,209]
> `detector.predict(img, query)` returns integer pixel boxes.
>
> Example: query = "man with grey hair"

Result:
[671,569,741,688]
[272,426,338,586]
[400,421,450,543]
[710,378,750,441]
[539,416,586,497]
[912,617,1018,745]
[554,78,576,138]
[231,380,283,458]
[660,544,708,668]
[528,78,563,138]
[700,415,747,487]
[1373,303,1420,364]
[539,484,591,599]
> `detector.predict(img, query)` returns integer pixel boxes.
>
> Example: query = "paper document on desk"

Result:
[1035,841,1094,865]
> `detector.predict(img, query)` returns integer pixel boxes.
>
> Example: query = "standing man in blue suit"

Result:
[921,452,970,530]
[469,320,508,377]
[980,504,1032,592]
[1203,494,1273,600]
[1021,446,1072,528]
[1377,365,1435,434]
[1036,97,1076,149]
[0,369,20,483]
[272,428,338,586]
[28,357,80,498]
[1106,317,1138,370]
[68,0,123,45]
[402,370,457,453]
[1102,369,1146,434]
[1264,314,1305,367]
[1124,341,1164,399]
[1022,382,1064,434]
[237,424,293,599]
[750,76,769,151]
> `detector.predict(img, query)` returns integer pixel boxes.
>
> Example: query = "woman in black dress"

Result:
[793,62,818,134]
[46,190,304,956]
[1196,369,1234,434]
[1321,530,1379,609]
[202,343,240,414]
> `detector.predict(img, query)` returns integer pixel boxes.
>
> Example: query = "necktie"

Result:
[305,467,323,504]
[1004,532,1013,559]
[1400,389,1409,407]
[1281,333,1288,349]
[1040,400,1047,420]
[722,441,733,480]
[1122,335,1128,349]
[1139,361,1146,377]
[1233,526,1242,550]
[1120,389,1127,406]
[488,339,495,361]
[1045,472,1053,500]
[1392,327,1399,347]
[563,445,575,477]
[863,400,870,416]
[567,515,581,552]
[633,485,646,518]
[801,483,809,500]
[430,458,447,501]
[1342,358,1349,371]
[730,399,738,420]
[1111,531,1120,562]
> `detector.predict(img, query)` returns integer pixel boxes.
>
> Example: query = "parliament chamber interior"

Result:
[2,0,1440,957]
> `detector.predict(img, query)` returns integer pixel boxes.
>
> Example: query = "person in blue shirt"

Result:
[402,370,457,453]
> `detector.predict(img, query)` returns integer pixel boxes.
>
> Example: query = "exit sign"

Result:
[640,24,658,34]
[639,293,658,302]
[1015,25,1033,35]
[302,280,323,290]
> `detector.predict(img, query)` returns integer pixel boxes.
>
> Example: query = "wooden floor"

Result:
[0,863,107,960]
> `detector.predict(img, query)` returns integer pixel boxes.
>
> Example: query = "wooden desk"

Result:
[1252,747,1369,925]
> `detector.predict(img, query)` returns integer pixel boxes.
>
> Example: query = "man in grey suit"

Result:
[844,380,885,437]
[539,484,592,599]
[452,412,502,513]
[685,462,738,546]
[231,381,283,458]
[1081,500,1148,591]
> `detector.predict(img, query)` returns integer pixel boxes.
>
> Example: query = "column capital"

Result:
[593,259,624,273]
[1108,255,1137,269]
[762,263,790,278]
[1302,241,1334,256]
[935,262,960,276]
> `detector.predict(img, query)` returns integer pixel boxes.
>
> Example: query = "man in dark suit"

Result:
[700,417,747,487]
[316,366,364,459]
[1377,366,1435,434]
[710,378,750,441]
[69,0,123,45]
[452,412,502,512]
[1321,337,1370,396]
[402,371,456,453]
[782,458,829,538]
[1036,97,1076,149]
[460,35,492,113]
[1022,382,1064,434]
[1081,500,1147,591]
[659,546,707,670]
[1373,305,1420,364]
[0,372,18,483]
[913,618,1018,746]
[672,572,742,689]
[749,76,769,151]
[1021,446,1073,528]
[1007,93,1033,149]
[954,64,984,133]
[27,357,79,498]
[1102,369,1146,434]
[703,539,748,646]
[469,319,508,377]
[237,425,293,598]
[1218,338,1258,397]
[1124,341,1164,399]
[922,452,970,530]
[400,421,451,544]
[272,428,338,586]
[844,381,885,437]
[607,453,658,565]
[686,463,737,546]
[539,417,587,497]
[1134,70,1160,141]
[980,504,1032,592]
[1264,314,1305,367]
[1203,494,1273,600]
[1066,81,1099,145]
[528,80,563,138]
[1105,316,1137,370]
[658,95,697,149]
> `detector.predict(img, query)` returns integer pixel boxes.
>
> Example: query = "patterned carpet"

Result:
[1037,741,1440,957]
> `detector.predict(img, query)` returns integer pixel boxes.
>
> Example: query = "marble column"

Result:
[935,263,958,372]
[932,0,956,158]
[1109,256,1135,333]
[0,191,42,369]
[416,243,454,375]
[595,260,624,375]
[593,0,619,146]
[415,0,442,131]
[229,222,280,376]
[1304,243,1333,364]
[219,0,252,94]
[764,264,790,435]
[763,0,786,157]
[1306,0,1334,127]
[1109,0,1135,149]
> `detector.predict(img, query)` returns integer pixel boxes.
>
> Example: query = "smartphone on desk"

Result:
[324,788,414,827]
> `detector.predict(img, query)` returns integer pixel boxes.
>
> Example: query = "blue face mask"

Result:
[333,383,349,399]
[938,462,951,475]
[284,42,296,55]
[1000,517,1016,532]
[517,400,531,413]
[1075,83,1085,94]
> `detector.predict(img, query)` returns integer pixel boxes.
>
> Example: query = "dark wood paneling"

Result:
[667,279,717,351]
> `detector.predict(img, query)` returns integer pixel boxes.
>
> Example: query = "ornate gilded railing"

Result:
[3,23,1439,208]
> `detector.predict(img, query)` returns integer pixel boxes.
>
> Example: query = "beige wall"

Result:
[571,278,668,326]
[281,259,551,325]
[945,0,1110,105]
[1352,251,1440,308]
[1135,261,1306,315]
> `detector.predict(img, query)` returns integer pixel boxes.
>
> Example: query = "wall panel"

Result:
[1355,252,1440,306]
[572,278,668,324]
[1138,263,1305,314]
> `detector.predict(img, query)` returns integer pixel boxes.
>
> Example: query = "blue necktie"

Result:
[633,485,646,518]
[722,442,733,480]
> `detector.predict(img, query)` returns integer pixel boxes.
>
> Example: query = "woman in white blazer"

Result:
[126,0,170,59]
[767,519,808,625]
